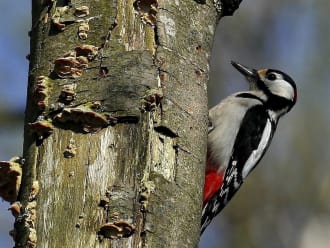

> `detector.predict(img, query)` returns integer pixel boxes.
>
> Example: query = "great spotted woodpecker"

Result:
[201,61,297,234]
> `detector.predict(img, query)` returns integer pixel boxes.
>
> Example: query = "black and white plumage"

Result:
[201,61,297,234]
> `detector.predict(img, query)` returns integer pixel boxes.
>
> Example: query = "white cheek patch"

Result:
[267,78,295,101]
[242,118,272,178]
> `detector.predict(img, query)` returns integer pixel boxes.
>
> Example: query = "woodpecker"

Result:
[201,61,297,234]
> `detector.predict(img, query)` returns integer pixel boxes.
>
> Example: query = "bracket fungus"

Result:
[53,105,111,132]
[78,21,89,40]
[8,201,22,218]
[99,221,135,239]
[28,120,54,140]
[74,6,89,18]
[75,45,99,61]
[33,76,52,110]
[54,56,87,78]
[59,84,76,104]
[0,158,22,202]
[51,6,72,31]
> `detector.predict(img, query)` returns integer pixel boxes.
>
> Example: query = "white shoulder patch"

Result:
[242,118,272,179]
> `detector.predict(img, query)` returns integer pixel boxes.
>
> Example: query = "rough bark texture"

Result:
[15,0,219,247]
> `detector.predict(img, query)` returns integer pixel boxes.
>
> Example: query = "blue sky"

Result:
[0,2,30,111]
[0,2,30,247]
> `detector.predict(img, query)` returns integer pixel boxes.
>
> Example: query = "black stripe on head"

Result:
[236,93,265,104]
[267,69,296,90]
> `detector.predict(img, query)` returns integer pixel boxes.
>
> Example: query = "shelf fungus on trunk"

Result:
[0,157,23,203]
[98,222,135,240]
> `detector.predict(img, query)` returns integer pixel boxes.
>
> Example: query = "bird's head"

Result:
[231,61,297,114]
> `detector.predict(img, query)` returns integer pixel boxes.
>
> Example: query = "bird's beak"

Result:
[231,61,259,89]
[231,61,258,79]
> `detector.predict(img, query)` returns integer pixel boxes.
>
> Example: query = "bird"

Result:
[201,61,297,234]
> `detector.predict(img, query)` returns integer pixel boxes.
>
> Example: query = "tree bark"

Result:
[15,0,220,247]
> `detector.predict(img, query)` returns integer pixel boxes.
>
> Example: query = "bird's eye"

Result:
[266,73,277,81]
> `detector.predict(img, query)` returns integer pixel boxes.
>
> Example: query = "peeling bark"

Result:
[12,0,237,247]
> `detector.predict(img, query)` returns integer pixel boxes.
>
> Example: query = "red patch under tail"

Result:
[203,158,224,206]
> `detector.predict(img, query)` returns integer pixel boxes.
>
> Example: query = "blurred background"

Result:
[201,0,330,247]
[0,0,329,247]
[0,1,29,247]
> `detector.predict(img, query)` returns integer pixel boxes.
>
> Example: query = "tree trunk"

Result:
[14,0,223,247]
